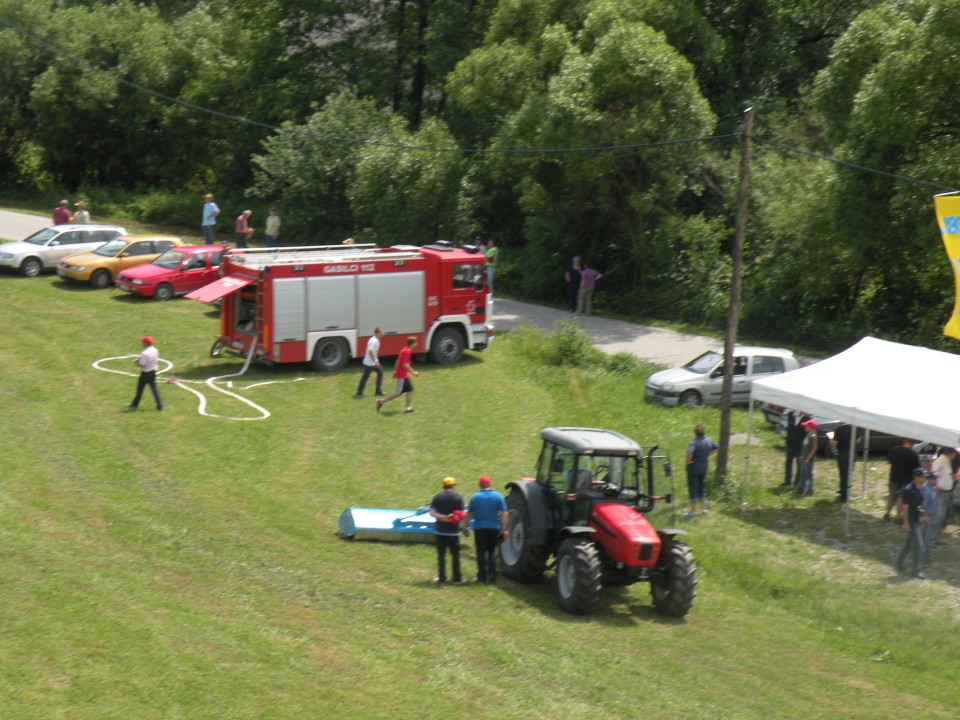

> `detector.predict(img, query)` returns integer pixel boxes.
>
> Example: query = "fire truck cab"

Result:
[187,242,493,371]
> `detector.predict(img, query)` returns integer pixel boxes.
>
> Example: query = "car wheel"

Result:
[153,283,174,301]
[20,257,42,277]
[90,269,111,289]
[680,390,703,407]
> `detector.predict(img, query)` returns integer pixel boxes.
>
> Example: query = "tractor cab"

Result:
[534,427,672,525]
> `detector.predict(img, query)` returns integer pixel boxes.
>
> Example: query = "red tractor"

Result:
[500,427,696,617]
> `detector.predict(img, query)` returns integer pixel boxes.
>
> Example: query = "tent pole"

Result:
[844,425,857,537]
[861,428,871,498]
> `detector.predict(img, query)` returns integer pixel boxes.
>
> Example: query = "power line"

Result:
[754,136,960,192]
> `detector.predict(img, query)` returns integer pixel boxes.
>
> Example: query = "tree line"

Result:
[3,0,959,352]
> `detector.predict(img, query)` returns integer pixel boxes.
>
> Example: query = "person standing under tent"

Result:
[795,419,818,496]
[894,468,929,579]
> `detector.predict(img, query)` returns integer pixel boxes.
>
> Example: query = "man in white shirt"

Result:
[929,447,957,546]
[356,327,385,397]
[128,336,163,411]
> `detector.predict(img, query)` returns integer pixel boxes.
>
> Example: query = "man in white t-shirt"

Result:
[356,327,385,397]
[128,336,163,411]
[929,447,957,546]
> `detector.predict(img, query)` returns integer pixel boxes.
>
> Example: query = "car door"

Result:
[703,355,749,403]
[176,252,215,294]
[116,241,155,273]
[747,355,786,401]
[44,231,86,266]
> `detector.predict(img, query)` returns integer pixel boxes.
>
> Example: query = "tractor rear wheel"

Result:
[500,490,549,582]
[650,540,696,617]
[556,537,601,615]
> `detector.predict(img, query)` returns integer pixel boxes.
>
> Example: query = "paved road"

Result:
[0,209,48,241]
[0,207,716,367]
[493,299,715,367]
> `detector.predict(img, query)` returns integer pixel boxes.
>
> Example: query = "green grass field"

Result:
[2,268,959,719]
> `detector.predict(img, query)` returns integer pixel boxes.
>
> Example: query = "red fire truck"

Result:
[186,242,493,370]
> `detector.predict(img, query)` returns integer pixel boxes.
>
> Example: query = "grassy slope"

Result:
[1,271,959,719]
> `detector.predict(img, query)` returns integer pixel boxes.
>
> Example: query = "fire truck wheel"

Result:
[556,537,601,615]
[153,283,174,301]
[650,540,697,617]
[429,327,464,365]
[311,337,349,372]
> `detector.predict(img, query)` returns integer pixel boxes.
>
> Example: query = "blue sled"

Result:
[338,506,472,543]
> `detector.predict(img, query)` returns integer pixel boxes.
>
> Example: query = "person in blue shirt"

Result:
[685,424,718,518]
[464,476,508,583]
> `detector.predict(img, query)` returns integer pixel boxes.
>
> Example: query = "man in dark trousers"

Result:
[894,468,930,579]
[464,476,508,583]
[783,411,809,486]
[429,477,466,585]
[831,423,857,503]
[127,335,163,411]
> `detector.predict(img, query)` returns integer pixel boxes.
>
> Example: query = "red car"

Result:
[116,245,224,300]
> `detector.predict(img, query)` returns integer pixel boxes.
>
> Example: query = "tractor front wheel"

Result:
[556,537,601,615]
[650,540,697,617]
[500,490,548,582]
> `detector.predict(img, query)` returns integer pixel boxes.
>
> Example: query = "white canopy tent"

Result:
[745,336,960,533]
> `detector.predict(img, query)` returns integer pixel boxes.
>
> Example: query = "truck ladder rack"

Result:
[225,244,424,269]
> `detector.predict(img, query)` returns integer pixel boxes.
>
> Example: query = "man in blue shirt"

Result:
[464,476,508,583]
[201,193,220,245]
[685,424,718,518]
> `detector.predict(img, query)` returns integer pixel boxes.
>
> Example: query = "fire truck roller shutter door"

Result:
[307,275,356,330]
[273,278,307,342]
[357,272,424,336]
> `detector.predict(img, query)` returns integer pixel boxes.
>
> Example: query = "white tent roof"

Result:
[750,336,960,447]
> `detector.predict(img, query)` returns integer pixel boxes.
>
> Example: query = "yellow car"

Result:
[58,235,184,289]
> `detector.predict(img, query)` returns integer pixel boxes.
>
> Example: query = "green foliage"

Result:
[349,118,466,244]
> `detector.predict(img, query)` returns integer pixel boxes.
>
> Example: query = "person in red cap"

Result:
[127,336,163,411]
[464,476,508,583]
[795,419,818,495]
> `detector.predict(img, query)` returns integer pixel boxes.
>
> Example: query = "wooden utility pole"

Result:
[716,107,755,483]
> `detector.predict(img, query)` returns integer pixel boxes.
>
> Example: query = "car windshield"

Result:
[24,228,59,246]
[94,239,128,257]
[153,249,187,269]
[684,350,722,374]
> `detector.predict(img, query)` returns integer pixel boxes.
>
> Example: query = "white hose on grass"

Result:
[92,351,303,421]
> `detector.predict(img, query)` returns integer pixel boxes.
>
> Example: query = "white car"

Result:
[0,224,126,277]
[645,345,800,407]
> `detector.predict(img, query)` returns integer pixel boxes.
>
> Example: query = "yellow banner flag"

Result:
[934,192,960,340]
